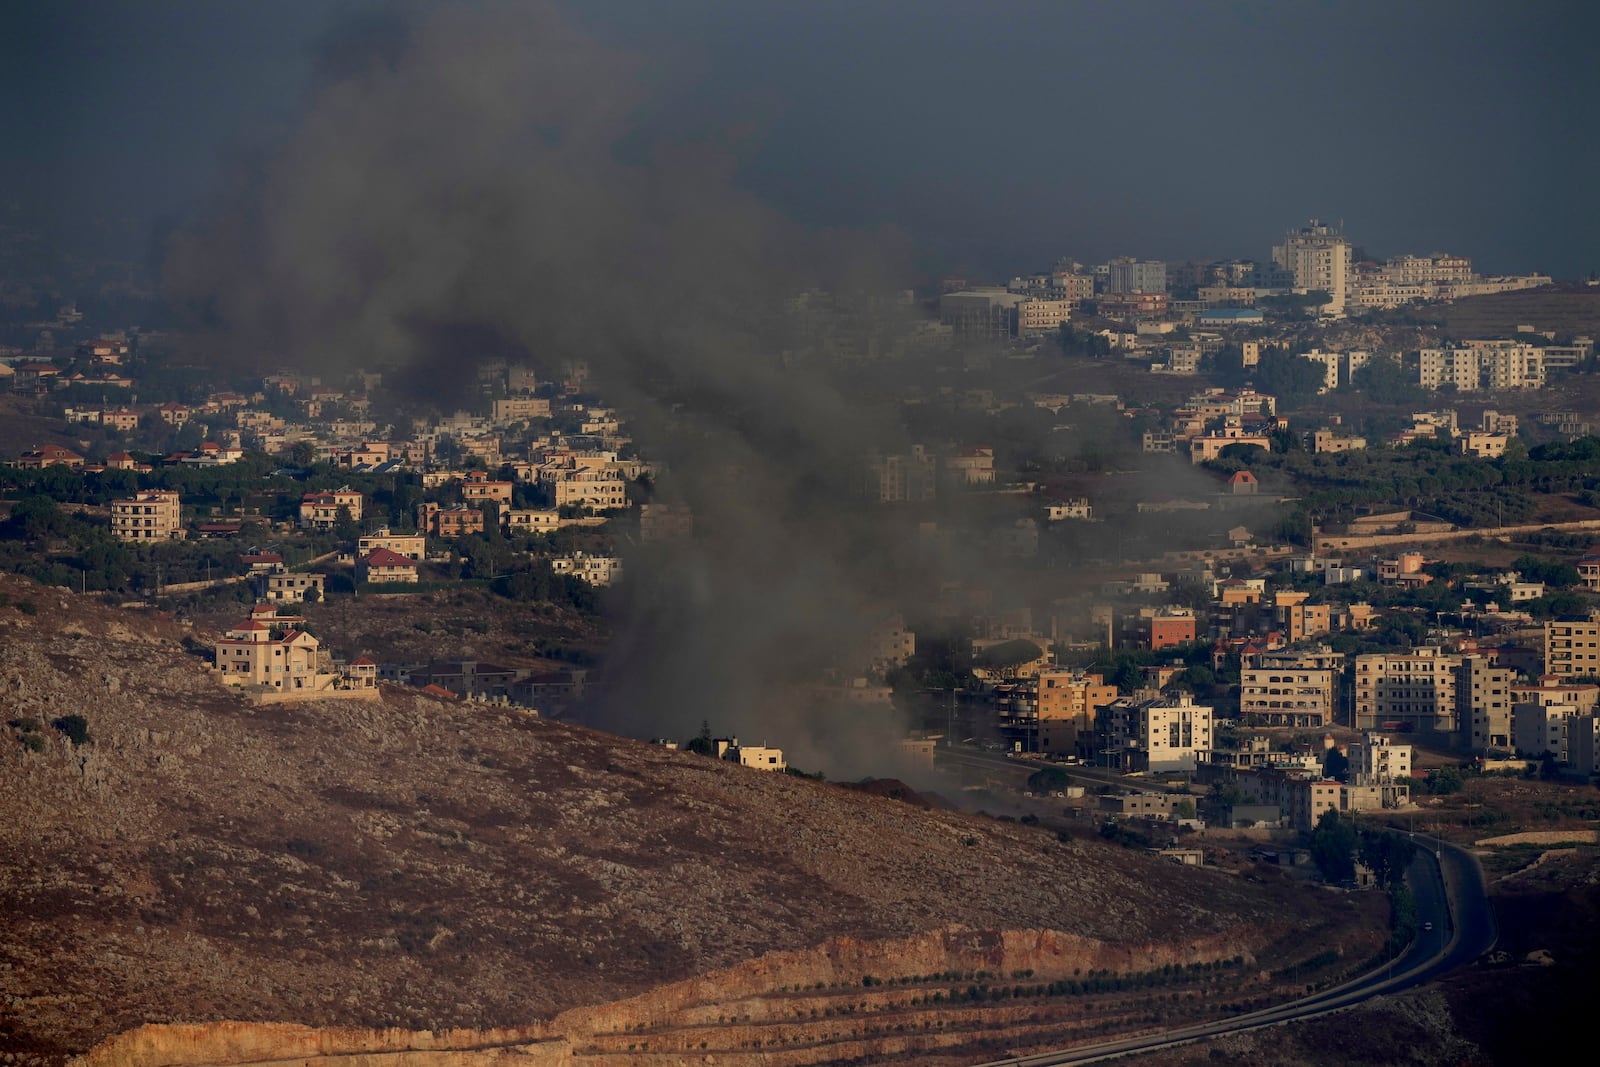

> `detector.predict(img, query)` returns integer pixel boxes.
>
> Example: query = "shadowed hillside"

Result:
[0,574,1385,1065]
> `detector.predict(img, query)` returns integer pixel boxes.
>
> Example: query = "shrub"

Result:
[51,714,91,746]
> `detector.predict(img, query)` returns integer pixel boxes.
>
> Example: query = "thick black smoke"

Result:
[166,2,940,775]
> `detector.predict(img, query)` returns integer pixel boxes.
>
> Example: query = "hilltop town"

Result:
[6,218,1600,1057]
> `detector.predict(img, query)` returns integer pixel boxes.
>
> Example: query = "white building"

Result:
[713,737,787,772]
[1045,498,1094,521]
[1352,732,1412,781]
[549,553,623,586]
[1104,258,1167,294]
[1418,348,1480,391]
[1513,701,1575,761]
[1273,219,1352,315]
[1097,692,1213,773]
[1466,340,1544,390]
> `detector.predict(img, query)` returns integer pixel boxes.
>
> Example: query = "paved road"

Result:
[934,747,1149,794]
[971,839,1497,1066]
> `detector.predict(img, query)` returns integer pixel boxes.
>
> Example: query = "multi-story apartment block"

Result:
[1096,692,1213,772]
[1539,337,1595,371]
[865,446,936,503]
[1511,679,1600,713]
[1513,701,1575,761]
[1104,258,1167,294]
[1052,272,1096,302]
[110,490,184,542]
[1273,220,1351,315]
[1457,656,1518,752]
[1383,254,1473,287]
[1240,650,1339,728]
[1272,591,1333,644]
[1352,732,1412,781]
[1016,297,1073,336]
[299,487,364,530]
[1096,291,1169,318]
[491,396,553,422]
[1464,340,1544,390]
[1354,648,1461,732]
[1418,348,1480,391]
[1140,607,1197,651]
[1286,777,1343,833]
[1035,669,1118,756]
[939,288,1025,339]
[1569,714,1600,774]
[1543,614,1600,679]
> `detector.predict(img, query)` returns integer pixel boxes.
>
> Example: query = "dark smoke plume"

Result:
[166,2,941,776]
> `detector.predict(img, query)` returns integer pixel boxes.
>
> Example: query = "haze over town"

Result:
[2,3,1599,1066]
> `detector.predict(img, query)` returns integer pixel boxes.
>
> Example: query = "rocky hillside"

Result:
[0,574,1382,1065]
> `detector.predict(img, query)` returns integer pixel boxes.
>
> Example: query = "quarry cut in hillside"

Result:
[0,574,1385,1065]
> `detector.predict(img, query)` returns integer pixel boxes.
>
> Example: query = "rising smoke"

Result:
[166,2,953,777]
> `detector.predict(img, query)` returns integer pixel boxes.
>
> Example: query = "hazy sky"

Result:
[4,0,1596,280]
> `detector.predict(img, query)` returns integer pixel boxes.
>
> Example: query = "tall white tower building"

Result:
[1273,219,1352,316]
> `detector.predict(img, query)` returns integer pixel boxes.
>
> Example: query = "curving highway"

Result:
[971,838,1497,1067]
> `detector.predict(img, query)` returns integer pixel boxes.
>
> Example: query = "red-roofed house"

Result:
[240,552,285,572]
[214,617,325,691]
[342,656,378,689]
[345,655,379,687]
[16,444,85,469]
[1228,469,1259,495]
[105,451,138,470]
[357,547,419,585]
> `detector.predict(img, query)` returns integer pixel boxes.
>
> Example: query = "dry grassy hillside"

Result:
[0,574,1382,1065]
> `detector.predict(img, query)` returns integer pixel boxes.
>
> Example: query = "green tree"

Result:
[1358,829,1417,889]
[1424,766,1464,795]
[684,719,715,756]
[1253,347,1328,402]
[1027,768,1070,793]
[1309,809,1357,882]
